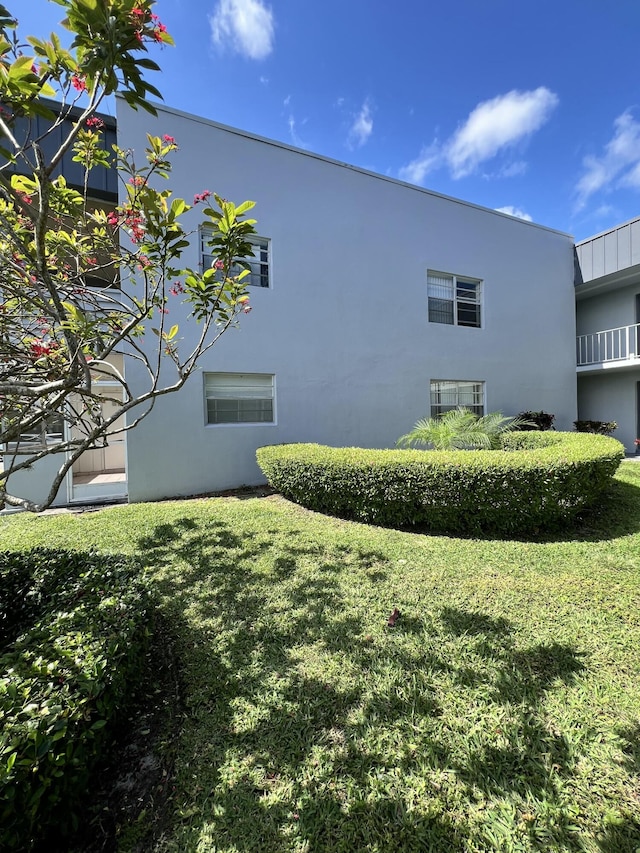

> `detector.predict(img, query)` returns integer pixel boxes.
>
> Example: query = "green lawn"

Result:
[2,464,640,852]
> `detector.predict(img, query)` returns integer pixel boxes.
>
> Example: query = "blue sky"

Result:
[12,0,640,239]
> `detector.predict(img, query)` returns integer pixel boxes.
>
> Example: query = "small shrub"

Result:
[515,411,555,431]
[574,420,618,435]
[0,549,152,850]
[257,432,624,535]
[397,408,533,450]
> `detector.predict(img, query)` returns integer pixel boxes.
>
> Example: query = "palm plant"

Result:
[397,408,533,451]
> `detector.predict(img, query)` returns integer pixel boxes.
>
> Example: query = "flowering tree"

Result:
[0,0,257,510]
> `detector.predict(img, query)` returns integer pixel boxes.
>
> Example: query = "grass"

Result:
[2,464,640,852]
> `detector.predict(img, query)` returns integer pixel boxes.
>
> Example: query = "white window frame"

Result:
[200,228,271,289]
[427,270,482,328]
[204,372,276,427]
[430,380,485,417]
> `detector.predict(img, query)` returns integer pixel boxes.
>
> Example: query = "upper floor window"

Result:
[201,230,270,288]
[427,271,481,327]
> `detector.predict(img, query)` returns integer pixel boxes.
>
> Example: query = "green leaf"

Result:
[234,200,256,216]
[6,751,16,774]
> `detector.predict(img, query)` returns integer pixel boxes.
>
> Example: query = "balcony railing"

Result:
[577,323,640,366]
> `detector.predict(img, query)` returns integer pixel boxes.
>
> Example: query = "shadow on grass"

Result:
[592,722,640,851]
[133,520,633,852]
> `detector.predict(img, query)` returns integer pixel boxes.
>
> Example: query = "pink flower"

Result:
[152,22,167,41]
[169,282,185,296]
[129,175,145,187]
[162,134,176,144]
[71,74,87,92]
[86,116,105,129]
[107,211,119,227]
[193,190,212,204]
[213,259,225,270]
[30,340,57,358]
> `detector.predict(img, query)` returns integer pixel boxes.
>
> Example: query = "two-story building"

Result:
[119,100,578,504]
[5,98,589,507]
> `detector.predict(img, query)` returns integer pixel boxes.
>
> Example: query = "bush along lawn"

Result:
[1,464,640,851]
[0,549,152,850]
[256,432,624,535]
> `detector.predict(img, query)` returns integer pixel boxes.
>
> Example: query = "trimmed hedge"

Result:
[0,549,152,850]
[256,432,624,535]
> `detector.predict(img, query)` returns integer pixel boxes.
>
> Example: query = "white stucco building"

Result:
[6,100,583,507]
[121,101,578,504]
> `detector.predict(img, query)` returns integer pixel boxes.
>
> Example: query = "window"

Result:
[3,412,64,451]
[427,271,481,327]
[200,230,270,288]
[205,373,274,425]
[430,380,484,417]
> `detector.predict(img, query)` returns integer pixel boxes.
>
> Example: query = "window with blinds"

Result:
[204,373,274,425]
[430,380,484,417]
[427,271,481,327]
[201,230,270,288]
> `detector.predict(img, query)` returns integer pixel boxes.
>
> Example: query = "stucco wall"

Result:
[577,372,638,452]
[118,100,577,502]
[576,281,640,337]
[3,453,68,508]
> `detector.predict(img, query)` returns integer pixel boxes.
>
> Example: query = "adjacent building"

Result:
[575,218,640,453]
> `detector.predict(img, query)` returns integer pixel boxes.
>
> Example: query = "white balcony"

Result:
[577,323,640,370]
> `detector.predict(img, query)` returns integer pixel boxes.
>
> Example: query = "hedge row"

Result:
[256,432,624,535]
[0,549,152,850]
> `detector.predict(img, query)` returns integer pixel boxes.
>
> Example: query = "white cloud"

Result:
[398,142,442,184]
[348,100,373,148]
[259,75,269,85]
[287,114,309,149]
[575,111,640,208]
[446,88,558,178]
[398,87,557,186]
[592,203,617,219]
[497,160,528,178]
[495,205,533,222]
[283,94,291,107]
[210,0,274,60]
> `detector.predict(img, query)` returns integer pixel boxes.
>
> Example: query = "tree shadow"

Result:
[130,520,634,852]
[439,607,595,850]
